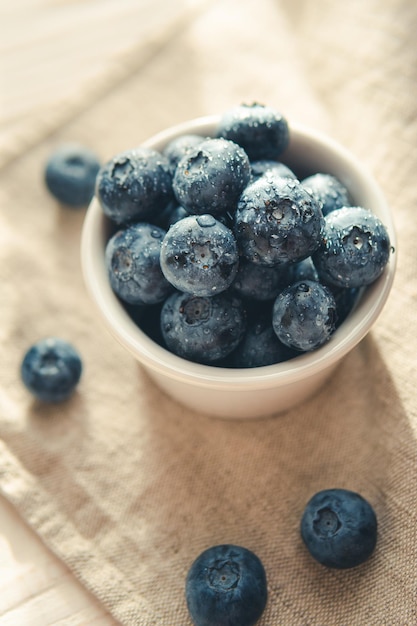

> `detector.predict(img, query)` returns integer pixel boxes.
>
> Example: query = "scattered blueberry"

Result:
[96,147,173,225]
[172,137,251,217]
[160,291,246,363]
[234,175,324,266]
[163,133,206,173]
[300,488,378,569]
[185,544,267,626]
[217,102,289,161]
[272,280,337,351]
[301,173,351,216]
[21,337,82,402]
[313,206,391,288]
[250,159,297,182]
[44,143,100,207]
[105,222,173,306]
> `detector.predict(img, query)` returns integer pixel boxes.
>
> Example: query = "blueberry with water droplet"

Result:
[301,488,377,569]
[96,147,173,224]
[272,280,337,351]
[234,175,324,266]
[301,173,351,216]
[230,307,297,367]
[160,291,246,363]
[160,214,239,297]
[163,133,206,173]
[231,257,288,301]
[106,222,173,305]
[250,159,297,182]
[185,544,267,626]
[172,137,251,217]
[216,102,289,161]
[313,206,391,288]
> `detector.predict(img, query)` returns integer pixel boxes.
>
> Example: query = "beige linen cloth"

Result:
[1,0,416,623]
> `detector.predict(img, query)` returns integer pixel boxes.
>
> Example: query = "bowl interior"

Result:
[81,116,397,390]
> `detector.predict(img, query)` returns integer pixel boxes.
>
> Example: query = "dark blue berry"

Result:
[185,544,267,626]
[250,159,297,182]
[313,206,391,288]
[163,134,206,173]
[160,291,246,364]
[105,222,173,305]
[217,103,289,161]
[231,257,288,301]
[301,173,351,216]
[300,488,378,569]
[285,256,320,284]
[272,280,337,351]
[96,147,173,225]
[234,176,324,266]
[160,214,239,297]
[231,309,297,367]
[21,338,82,402]
[172,138,251,217]
[44,143,100,207]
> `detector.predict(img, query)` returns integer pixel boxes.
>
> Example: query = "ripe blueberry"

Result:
[185,544,267,626]
[301,173,351,216]
[172,137,251,217]
[96,147,173,225]
[272,280,337,351]
[217,102,290,161]
[300,488,378,569]
[235,175,324,266]
[160,291,246,364]
[105,222,173,306]
[160,214,239,297]
[21,337,82,402]
[313,206,391,288]
[44,143,100,207]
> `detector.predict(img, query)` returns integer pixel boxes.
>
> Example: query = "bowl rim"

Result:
[81,115,397,391]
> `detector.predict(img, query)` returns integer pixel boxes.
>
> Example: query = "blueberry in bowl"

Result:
[81,108,397,419]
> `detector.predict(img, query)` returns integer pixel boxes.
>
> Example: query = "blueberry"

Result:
[234,175,324,266]
[21,337,82,402]
[272,280,337,351]
[250,159,297,182]
[301,173,351,216]
[172,138,251,217]
[185,544,267,626]
[96,147,173,225]
[160,214,239,297]
[300,488,378,569]
[217,102,289,161]
[285,256,320,284]
[231,308,297,367]
[163,134,206,173]
[160,291,246,364]
[44,143,100,207]
[312,206,391,288]
[231,257,288,301]
[105,222,173,305]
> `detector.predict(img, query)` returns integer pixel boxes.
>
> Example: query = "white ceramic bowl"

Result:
[81,115,396,419]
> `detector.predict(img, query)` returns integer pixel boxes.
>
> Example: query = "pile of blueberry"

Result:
[96,103,391,367]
